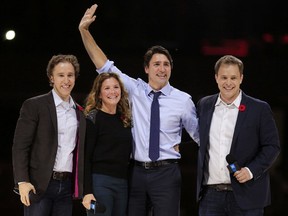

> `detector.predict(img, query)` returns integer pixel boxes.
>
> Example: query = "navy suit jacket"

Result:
[196,92,280,210]
[12,91,86,201]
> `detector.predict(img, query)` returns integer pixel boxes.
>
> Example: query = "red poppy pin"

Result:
[238,104,246,112]
[76,104,84,111]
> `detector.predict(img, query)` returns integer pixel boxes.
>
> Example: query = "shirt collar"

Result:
[216,90,242,108]
[52,89,75,109]
[146,82,171,97]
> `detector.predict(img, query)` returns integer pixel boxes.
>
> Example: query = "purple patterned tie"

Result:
[149,91,161,161]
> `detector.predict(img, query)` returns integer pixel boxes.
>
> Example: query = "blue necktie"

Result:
[149,91,161,161]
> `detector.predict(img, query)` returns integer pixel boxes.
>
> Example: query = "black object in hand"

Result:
[226,154,240,174]
[90,200,106,214]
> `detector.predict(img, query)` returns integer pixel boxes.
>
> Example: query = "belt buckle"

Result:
[215,185,223,191]
[53,171,64,180]
[216,184,231,191]
[144,162,150,169]
[52,172,57,180]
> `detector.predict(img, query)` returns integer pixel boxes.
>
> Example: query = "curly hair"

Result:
[84,72,132,128]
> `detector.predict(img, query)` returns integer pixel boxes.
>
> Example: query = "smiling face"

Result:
[215,63,243,104]
[99,77,121,112]
[49,62,75,102]
[145,53,171,91]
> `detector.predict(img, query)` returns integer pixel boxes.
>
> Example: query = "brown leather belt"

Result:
[133,159,178,169]
[206,184,233,191]
[51,171,72,181]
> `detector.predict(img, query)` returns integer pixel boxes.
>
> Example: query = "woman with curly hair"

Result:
[82,72,133,216]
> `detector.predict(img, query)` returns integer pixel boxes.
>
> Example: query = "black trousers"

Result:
[128,162,181,216]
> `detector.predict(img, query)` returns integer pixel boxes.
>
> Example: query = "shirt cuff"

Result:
[244,167,253,179]
[18,182,26,185]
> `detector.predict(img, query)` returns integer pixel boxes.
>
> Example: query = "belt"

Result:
[133,159,178,169]
[206,184,233,191]
[51,171,72,181]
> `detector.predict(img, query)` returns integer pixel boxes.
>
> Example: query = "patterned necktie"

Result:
[149,91,161,161]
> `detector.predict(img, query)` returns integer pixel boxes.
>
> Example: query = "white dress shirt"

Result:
[206,92,241,185]
[52,89,78,172]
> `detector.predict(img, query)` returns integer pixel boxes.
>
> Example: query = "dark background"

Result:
[1,0,288,215]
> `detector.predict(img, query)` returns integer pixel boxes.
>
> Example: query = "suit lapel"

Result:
[202,95,218,150]
[205,95,218,127]
[47,91,57,131]
[230,93,249,153]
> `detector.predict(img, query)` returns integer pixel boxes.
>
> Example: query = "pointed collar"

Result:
[216,90,242,108]
[146,82,171,97]
[52,89,75,109]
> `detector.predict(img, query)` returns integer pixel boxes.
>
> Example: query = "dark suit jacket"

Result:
[196,92,280,210]
[12,91,86,201]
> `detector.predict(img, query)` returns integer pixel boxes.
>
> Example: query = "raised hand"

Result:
[79,4,97,31]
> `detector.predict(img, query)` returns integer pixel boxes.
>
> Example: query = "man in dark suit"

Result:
[12,54,86,216]
[196,55,280,216]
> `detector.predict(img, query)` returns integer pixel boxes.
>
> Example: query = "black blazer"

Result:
[12,91,86,201]
[196,92,280,210]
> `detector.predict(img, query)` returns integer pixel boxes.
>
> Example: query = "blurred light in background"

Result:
[5,30,16,40]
